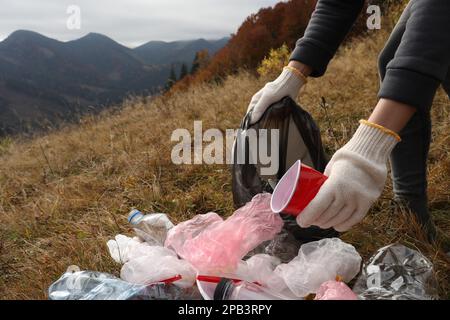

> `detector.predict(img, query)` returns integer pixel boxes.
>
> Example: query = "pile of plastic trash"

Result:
[48,193,438,300]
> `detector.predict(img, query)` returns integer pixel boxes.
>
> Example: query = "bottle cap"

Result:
[66,265,81,273]
[128,209,143,224]
[213,278,235,300]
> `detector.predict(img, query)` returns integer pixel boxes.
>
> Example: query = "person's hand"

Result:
[297,121,401,232]
[246,66,306,125]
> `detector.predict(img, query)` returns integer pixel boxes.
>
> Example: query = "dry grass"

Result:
[0,30,449,299]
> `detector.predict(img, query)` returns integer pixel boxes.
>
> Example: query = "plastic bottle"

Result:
[128,210,174,245]
[48,266,201,300]
[212,278,298,300]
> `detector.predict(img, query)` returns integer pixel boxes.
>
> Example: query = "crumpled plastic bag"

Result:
[231,254,281,286]
[314,281,358,300]
[129,211,174,245]
[165,212,223,253]
[272,238,362,297]
[121,255,196,289]
[243,254,282,286]
[107,235,196,288]
[353,244,437,300]
[107,235,175,264]
[165,193,283,273]
[207,255,280,285]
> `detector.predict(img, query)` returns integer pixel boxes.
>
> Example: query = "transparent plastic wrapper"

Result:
[121,254,196,289]
[353,244,437,300]
[166,194,283,273]
[273,238,362,297]
[199,254,283,288]
[48,267,201,300]
[107,234,176,264]
[314,281,358,300]
[107,235,176,264]
[107,235,196,288]
[128,210,174,245]
[244,254,281,286]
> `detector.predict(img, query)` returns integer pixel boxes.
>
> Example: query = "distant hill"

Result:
[134,38,229,67]
[0,30,228,136]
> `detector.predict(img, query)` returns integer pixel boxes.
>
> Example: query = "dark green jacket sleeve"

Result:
[290,0,365,77]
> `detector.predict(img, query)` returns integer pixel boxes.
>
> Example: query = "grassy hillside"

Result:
[0,30,449,299]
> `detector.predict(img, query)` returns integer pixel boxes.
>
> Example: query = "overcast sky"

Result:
[0,0,280,47]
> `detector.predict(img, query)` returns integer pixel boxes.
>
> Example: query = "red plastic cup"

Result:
[271,160,328,217]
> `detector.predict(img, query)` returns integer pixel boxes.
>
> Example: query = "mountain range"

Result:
[134,38,228,66]
[0,30,228,136]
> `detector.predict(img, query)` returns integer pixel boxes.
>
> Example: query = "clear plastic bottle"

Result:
[128,210,174,245]
[48,266,201,300]
[213,278,298,300]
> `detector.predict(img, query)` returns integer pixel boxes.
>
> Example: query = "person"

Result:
[246,0,449,241]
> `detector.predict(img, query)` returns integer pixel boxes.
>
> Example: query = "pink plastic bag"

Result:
[165,212,223,254]
[314,281,358,300]
[166,193,283,273]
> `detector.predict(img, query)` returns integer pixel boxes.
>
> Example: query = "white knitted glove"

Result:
[297,121,401,232]
[247,67,306,125]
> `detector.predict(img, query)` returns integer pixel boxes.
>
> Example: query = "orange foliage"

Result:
[212,1,315,77]
[168,0,318,93]
[170,0,374,94]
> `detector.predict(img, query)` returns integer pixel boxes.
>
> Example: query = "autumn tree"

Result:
[191,0,318,85]
[191,49,210,75]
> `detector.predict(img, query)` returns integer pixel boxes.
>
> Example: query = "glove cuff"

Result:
[274,68,306,92]
[344,121,400,163]
[284,66,308,84]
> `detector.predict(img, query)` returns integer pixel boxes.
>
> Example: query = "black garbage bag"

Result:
[232,97,338,249]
